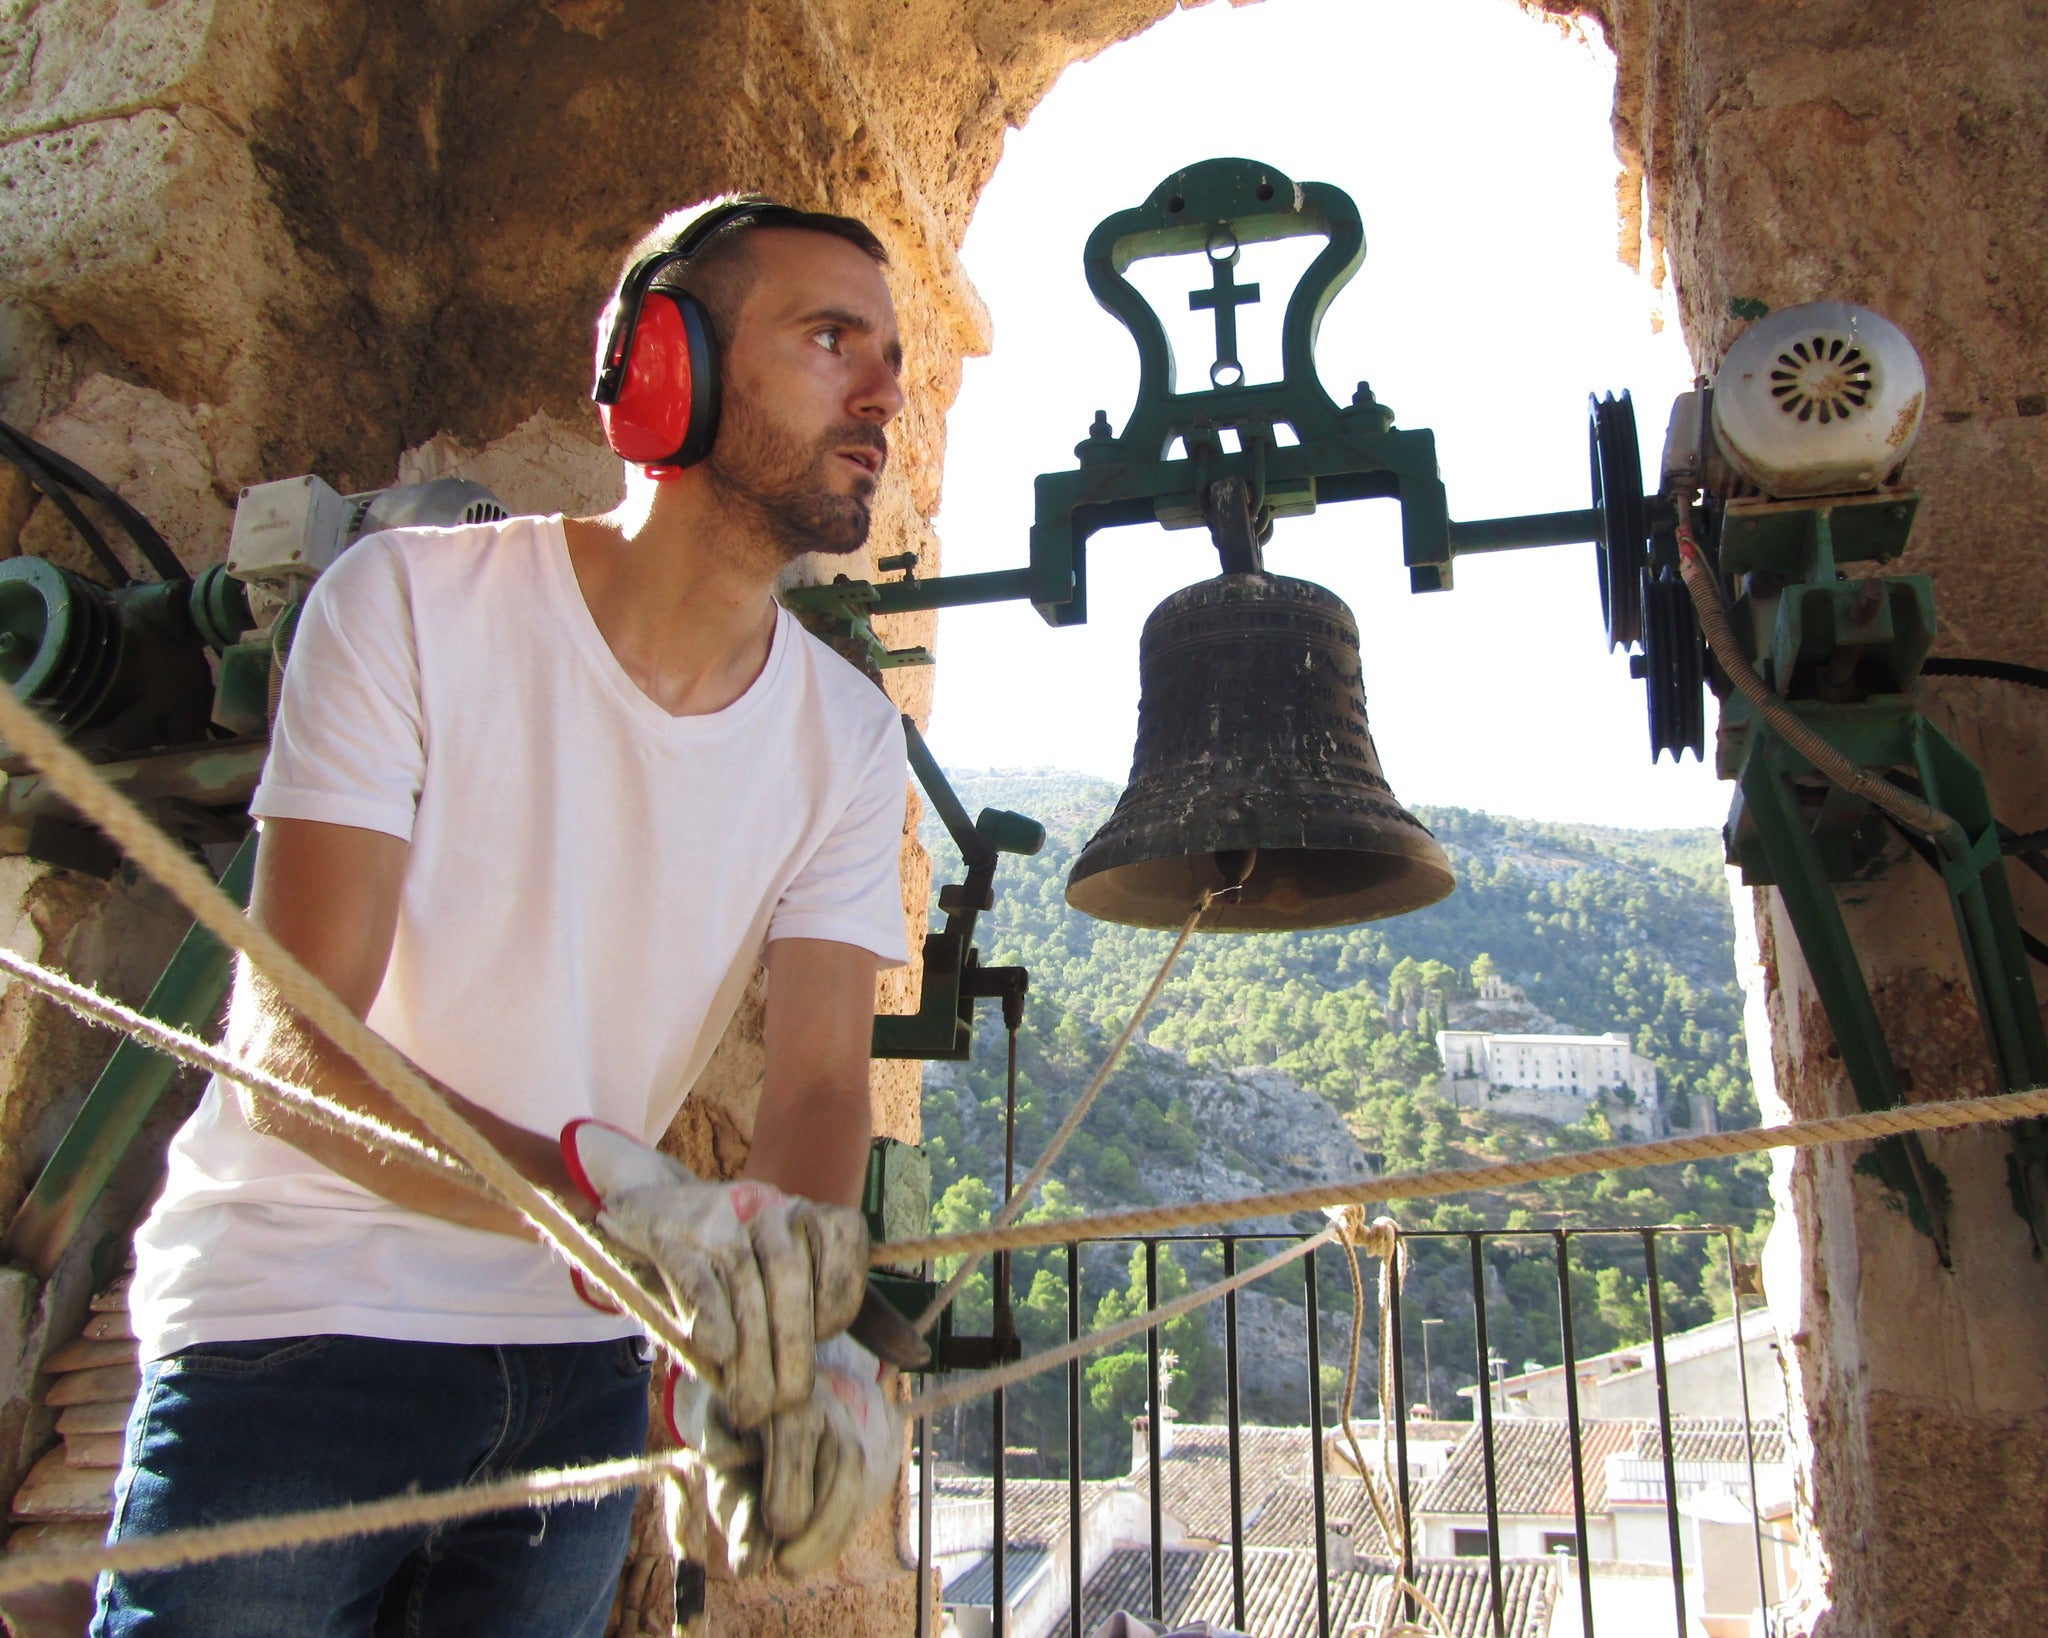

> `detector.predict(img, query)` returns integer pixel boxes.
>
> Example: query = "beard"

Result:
[704,390,885,562]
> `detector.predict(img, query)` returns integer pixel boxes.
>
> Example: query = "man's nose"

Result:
[851,351,905,424]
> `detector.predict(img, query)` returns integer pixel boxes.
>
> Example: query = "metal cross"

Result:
[1189,242,1260,388]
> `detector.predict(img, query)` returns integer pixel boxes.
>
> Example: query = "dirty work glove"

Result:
[561,1120,868,1430]
[669,1335,902,1579]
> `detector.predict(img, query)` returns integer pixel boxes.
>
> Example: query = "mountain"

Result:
[916,771,1771,1474]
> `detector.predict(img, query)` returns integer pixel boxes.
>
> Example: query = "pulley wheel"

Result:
[1589,391,1649,651]
[0,556,119,726]
[1637,568,1705,762]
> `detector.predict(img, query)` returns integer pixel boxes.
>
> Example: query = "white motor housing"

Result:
[1711,301,1926,498]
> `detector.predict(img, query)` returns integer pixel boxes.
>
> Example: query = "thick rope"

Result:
[902,1224,1336,1421]
[915,890,1223,1334]
[1326,1212,1449,1638]
[0,946,483,1189]
[881,1082,2048,1265]
[0,1232,1353,1594]
[0,685,705,1382]
[1675,513,1958,847]
[0,1452,693,1596]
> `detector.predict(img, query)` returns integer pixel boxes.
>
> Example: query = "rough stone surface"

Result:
[1514,1,2048,1628]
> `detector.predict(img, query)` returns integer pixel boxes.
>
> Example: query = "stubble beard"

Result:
[705,390,881,563]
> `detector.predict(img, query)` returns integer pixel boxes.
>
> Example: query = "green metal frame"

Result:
[1716,492,2048,1256]
[3,832,256,1276]
[874,719,1040,1060]
[783,157,1612,643]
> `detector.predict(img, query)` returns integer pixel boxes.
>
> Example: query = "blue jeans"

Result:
[94,1334,650,1638]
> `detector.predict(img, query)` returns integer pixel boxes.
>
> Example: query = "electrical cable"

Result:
[0,427,130,585]
[0,416,189,583]
[1922,657,2048,693]
[1879,812,2048,970]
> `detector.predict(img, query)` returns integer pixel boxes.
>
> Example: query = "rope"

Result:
[0,1452,693,1596]
[1326,1212,1449,1638]
[1674,512,1961,850]
[916,889,1224,1334]
[0,684,707,1384]
[0,946,485,1189]
[878,1082,2048,1265]
[902,1225,1335,1421]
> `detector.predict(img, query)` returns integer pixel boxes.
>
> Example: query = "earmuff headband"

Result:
[592,196,780,407]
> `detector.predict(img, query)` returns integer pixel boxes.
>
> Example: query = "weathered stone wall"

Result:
[1537,1,2048,1631]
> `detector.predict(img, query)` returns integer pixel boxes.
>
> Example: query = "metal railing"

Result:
[912,1223,1778,1638]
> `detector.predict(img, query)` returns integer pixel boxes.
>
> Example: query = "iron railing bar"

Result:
[1644,1231,1689,1635]
[1146,1240,1164,1624]
[1067,1240,1083,1638]
[1304,1245,1331,1638]
[1394,1222,1734,1240]
[918,1246,936,1638]
[1389,1235,1414,1623]
[1725,1228,1773,1637]
[1073,1244,1089,1637]
[1224,1237,1247,1630]
[1469,1234,1507,1638]
[1554,1231,1596,1638]
[992,1382,1007,1634]
[917,1411,933,1638]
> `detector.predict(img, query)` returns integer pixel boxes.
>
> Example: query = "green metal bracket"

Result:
[781,571,934,673]
[872,719,1041,1060]
[4,832,257,1277]
[781,157,1622,637]
[1713,487,2048,1255]
[1731,741,1954,1257]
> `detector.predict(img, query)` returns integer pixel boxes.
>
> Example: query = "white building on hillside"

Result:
[1436,1029,1674,1136]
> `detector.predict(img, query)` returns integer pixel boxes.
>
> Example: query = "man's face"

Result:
[704,229,905,560]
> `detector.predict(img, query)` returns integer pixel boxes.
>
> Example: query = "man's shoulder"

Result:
[314,513,552,615]
[782,612,903,745]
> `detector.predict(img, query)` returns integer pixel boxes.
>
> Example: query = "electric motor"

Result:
[1710,302,1926,499]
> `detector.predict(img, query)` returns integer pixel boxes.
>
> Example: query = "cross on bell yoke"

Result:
[784,156,1674,934]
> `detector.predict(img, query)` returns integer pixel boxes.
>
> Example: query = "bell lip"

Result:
[1064,847,1457,932]
[1068,804,1450,880]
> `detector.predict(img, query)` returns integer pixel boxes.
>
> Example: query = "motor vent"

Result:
[1711,302,1925,498]
[1770,334,1874,425]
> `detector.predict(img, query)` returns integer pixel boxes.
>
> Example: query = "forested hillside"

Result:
[916,771,1771,1477]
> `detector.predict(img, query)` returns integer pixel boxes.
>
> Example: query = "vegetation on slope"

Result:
[917,772,1771,1477]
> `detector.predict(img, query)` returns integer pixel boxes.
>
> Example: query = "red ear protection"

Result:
[593,196,784,477]
[595,287,719,471]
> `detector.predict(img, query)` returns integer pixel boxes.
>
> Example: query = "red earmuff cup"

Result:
[599,293,696,467]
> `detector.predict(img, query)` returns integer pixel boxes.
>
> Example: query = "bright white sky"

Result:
[922,0,1728,831]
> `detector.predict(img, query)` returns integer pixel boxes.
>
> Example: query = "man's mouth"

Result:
[837,448,883,477]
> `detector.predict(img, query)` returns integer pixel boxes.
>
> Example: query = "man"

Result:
[99,198,915,1635]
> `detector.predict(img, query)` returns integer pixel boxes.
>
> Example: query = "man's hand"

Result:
[562,1121,867,1430]
[671,1336,901,1579]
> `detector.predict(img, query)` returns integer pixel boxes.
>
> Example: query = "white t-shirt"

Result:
[130,515,910,1361]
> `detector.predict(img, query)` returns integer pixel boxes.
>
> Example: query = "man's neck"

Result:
[562,476,786,718]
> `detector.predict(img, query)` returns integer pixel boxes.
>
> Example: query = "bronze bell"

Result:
[1066,570,1455,931]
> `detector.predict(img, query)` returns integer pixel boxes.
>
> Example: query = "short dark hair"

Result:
[613,199,889,342]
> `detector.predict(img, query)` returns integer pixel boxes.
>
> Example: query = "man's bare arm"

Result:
[750,938,879,1209]
[233,816,590,1236]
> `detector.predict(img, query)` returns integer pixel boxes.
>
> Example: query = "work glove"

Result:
[669,1334,903,1579]
[562,1120,868,1430]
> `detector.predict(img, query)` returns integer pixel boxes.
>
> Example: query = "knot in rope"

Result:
[1324,1203,1398,1261]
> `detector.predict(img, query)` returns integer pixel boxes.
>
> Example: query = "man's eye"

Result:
[812,328,842,353]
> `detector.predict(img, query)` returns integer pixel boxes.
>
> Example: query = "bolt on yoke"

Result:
[783,156,1621,643]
